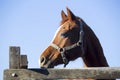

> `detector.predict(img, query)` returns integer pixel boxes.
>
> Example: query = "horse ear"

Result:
[67,7,76,21]
[61,10,67,21]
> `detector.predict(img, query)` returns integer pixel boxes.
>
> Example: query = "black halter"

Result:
[50,20,84,67]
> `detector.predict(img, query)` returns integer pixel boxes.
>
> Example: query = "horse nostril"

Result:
[41,57,46,64]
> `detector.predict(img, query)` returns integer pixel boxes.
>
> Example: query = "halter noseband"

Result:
[50,20,84,67]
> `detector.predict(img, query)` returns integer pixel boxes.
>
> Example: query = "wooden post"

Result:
[20,55,28,69]
[9,46,20,69]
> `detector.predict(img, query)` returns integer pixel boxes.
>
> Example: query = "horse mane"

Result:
[82,19,109,67]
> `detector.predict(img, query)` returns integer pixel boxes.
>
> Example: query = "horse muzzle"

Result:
[40,56,54,68]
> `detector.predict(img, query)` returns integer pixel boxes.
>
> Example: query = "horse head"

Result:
[39,7,109,68]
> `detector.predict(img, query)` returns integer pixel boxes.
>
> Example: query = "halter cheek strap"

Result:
[50,43,69,67]
[50,20,84,67]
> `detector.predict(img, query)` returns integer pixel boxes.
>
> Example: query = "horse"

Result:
[39,7,115,80]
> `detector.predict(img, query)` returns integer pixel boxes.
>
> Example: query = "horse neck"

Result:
[82,23,109,67]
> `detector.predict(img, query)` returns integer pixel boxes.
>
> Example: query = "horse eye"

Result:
[61,32,66,37]
[61,31,71,38]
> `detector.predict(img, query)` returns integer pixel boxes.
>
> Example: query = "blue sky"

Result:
[0,0,120,79]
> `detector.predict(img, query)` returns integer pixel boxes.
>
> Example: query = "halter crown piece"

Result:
[50,20,84,67]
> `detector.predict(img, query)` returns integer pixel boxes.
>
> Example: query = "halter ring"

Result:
[77,41,82,46]
[59,48,65,53]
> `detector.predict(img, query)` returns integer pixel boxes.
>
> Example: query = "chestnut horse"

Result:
[39,8,115,80]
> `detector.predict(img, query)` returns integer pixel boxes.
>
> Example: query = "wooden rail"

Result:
[4,67,120,80]
[3,46,120,80]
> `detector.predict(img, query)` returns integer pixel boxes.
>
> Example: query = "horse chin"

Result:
[41,64,55,69]
[41,62,63,69]
[41,64,54,68]
[40,57,63,68]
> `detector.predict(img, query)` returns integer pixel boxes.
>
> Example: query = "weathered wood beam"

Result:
[4,67,120,80]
